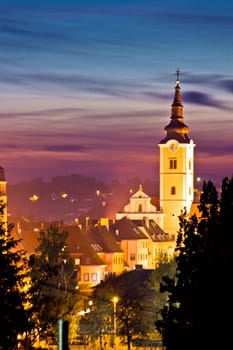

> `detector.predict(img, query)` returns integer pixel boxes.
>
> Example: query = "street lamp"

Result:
[112,296,118,348]
[29,194,39,202]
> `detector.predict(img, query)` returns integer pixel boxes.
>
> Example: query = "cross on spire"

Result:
[176,68,181,84]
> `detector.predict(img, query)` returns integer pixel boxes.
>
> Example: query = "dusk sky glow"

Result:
[0,0,232,186]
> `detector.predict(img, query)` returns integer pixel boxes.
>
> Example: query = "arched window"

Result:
[138,204,142,212]
[171,186,176,195]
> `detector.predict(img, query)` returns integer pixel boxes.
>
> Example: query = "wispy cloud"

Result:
[219,79,233,93]
[45,144,87,152]
[0,70,143,97]
[0,108,85,119]
[183,91,226,109]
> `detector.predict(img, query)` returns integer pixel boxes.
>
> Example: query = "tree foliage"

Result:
[78,293,112,349]
[0,215,30,350]
[115,270,156,350]
[28,225,78,343]
[81,269,162,350]
[149,260,176,321]
[156,176,233,350]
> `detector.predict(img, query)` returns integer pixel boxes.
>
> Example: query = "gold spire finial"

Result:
[176,68,181,84]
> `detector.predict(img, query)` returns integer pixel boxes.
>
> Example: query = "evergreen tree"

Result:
[0,217,30,350]
[28,225,78,343]
[156,176,233,350]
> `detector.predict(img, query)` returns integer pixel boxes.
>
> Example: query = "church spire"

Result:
[171,69,183,117]
[160,70,190,144]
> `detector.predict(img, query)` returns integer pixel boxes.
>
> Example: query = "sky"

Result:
[0,0,232,187]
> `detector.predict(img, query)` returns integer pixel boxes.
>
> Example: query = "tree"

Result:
[78,293,112,350]
[0,212,30,350]
[156,176,233,350]
[28,224,78,344]
[149,260,176,323]
[82,269,159,350]
[116,270,157,350]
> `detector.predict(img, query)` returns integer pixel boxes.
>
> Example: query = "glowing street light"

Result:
[29,194,39,202]
[112,296,118,348]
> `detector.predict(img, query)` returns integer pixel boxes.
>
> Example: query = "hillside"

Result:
[7,174,158,224]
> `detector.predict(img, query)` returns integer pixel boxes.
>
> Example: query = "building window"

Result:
[84,273,89,281]
[138,204,142,212]
[130,254,135,261]
[75,258,80,265]
[171,186,176,195]
[92,273,97,282]
[169,159,177,169]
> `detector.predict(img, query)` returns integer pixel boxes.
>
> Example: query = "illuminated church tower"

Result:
[159,71,195,238]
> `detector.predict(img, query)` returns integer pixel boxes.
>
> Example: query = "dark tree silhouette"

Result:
[156,176,233,350]
[28,225,78,344]
[0,210,30,350]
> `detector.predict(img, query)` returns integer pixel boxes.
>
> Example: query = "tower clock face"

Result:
[168,140,179,152]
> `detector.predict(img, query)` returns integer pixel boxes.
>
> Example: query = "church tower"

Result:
[159,71,195,238]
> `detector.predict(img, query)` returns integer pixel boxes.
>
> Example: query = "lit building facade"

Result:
[116,184,164,228]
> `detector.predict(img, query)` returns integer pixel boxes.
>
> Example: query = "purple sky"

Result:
[0,0,232,186]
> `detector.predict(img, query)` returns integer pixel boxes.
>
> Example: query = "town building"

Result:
[114,185,175,268]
